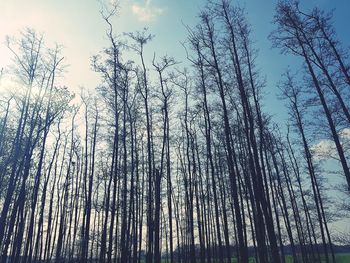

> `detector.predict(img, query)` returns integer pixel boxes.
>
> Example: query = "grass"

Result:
[250,254,350,263]
[140,253,350,262]
[198,253,350,262]
[334,253,350,263]
[270,253,350,263]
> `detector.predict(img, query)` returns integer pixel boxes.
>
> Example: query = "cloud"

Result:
[311,139,336,160]
[311,128,350,160]
[131,0,163,22]
[340,128,350,139]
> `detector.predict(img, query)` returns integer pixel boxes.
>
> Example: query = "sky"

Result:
[0,0,350,123]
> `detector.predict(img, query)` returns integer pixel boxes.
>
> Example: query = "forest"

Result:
[0,0,349,262]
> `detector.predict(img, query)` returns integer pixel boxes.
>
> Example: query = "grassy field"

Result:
[235,253,350,263]
[284,253,350,263]
[335,253,350,263]
[142,253,350,262]
[218,253,350,262]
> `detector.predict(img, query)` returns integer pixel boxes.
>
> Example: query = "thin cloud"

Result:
[311,128,350,161]
[131,0,163,22]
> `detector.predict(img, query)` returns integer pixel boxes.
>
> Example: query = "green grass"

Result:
[138,253,350,262]
[182,253,350,262]
[335,253,350,263]
[230,257,256,263]
[211,253,350,262]
[268,254,350,263]
[267,253,350,263]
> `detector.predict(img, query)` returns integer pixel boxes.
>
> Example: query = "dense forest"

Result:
[0,0,349,262]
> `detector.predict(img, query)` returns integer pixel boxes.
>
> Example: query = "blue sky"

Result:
[0,0,349,123]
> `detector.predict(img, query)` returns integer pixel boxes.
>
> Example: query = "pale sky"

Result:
[0,0,349,122]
